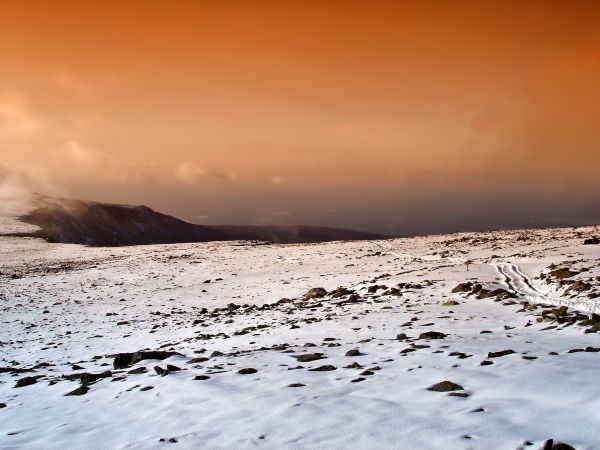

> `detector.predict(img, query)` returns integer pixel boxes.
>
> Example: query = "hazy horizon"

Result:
[2,1,600,235]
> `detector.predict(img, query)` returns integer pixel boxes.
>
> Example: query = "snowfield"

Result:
[1,217,600,449]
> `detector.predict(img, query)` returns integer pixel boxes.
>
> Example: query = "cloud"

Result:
[175,162,206,184]
[175,162,237,184]
[209,170,237,181]
[0,163,63,217]
[466,32,600,182]
[0,89,156,196]
[54,71,92,97]
[0,91,40,138]
[63,139,100,165]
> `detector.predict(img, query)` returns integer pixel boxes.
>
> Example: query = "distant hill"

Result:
[11,196,387,246]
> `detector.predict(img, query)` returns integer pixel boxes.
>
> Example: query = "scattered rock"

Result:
[451,283,472,293]
[64,371,112,384]
[449,392,469,398]
[238,368,258,374]
[345,349,360,357]
[309,365,336,371]
[305,287,328,299]
[293,353,326,362]
[113,351,181,369]
[487,349,515,358]
[14,376,38,388]
[442,300,460,306]
[427,381,464,392]
[154,366,169,376]
[553,443,576,450]
[549,268,576,279]
[65,385,89,396]
[419,331,446,340]
[344,362,363,369]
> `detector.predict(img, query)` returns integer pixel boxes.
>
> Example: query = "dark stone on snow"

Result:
[187,357,209,364]
[542,440,554,450]
[113,351,181,369]
[65,385,89,396]
[309,365,336,372]
[427,381,464,392]
[344,362,363,369]
[305,288,327,299]
[549,268,576,279]
[452,283,472,293]
[64,371,112,385]
[553,443,576,450]
[419,331,446,340]
[487,349,515,358]
[449,392,469,398]
[14,376,38,388]
[293,353,326,362]
[154,366,169,376]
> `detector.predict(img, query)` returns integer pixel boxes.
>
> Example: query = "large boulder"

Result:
[549,268,576,279]
[304,288,328,300]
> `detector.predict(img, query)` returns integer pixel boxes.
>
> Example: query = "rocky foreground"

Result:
[1,225,600,449]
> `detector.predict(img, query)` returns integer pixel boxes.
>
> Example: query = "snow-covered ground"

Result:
[1,217,600,449]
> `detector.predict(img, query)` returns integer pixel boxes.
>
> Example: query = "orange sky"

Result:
[1,1,599,234]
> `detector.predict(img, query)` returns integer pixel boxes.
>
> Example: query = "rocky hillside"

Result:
[12,196,385,246]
